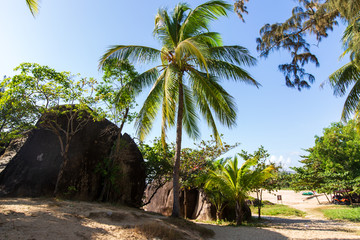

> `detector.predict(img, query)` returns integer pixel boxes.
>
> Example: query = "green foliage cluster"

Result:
[180,137,239,189]
[205,153,274,225]
[0,63,104,150]
[239,146,283,193]
[237,146,283,219]
[139,138,174,187]
[292,120,360,195]
[139,136,238,189]
[96,59,139,133]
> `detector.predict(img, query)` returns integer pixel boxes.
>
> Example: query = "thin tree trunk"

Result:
[54,148,70,196]
[118,107,129,135]
[98,130,123,202]
[324,193,331,203]
[54,132,71,196]
[184,189,187,218]
[314,191,321,205]
[171,80,184,218]
[258,189,263,219]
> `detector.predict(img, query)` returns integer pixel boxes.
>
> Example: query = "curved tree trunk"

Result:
[172,79,184,218]
[54,135,70,196]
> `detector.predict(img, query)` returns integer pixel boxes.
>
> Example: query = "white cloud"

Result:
[269,155,291,170]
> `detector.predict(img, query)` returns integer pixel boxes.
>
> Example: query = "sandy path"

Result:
[205,190,360,240]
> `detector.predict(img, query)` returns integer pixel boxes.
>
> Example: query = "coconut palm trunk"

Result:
[172,78,184,217]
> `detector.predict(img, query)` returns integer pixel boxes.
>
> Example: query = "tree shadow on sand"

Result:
[263,216,354,232]
[198,222,288,240]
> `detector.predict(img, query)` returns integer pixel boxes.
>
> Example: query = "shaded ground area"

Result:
[0,198,208,240]
[1,192,360,240]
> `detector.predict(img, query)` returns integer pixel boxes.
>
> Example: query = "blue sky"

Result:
[0,0,349,169]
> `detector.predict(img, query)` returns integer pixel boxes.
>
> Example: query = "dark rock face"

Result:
[0,137,27,173]
[143,182,251,221]
[99,133,146,207]
[0,127,64,197]
[144,181,174,216]
[144,181,216,220]
[0,110,146,207]
[54,120,120,200]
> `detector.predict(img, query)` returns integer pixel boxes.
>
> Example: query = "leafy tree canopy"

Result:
[292,120,360,193]
[0,63,105,151]
[235,0,360,90]
[96,58,139,134]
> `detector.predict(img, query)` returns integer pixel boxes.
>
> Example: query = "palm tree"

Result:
[206,156,274,225]
[99,0,258,217]
[328,16,360,122]
[26,0,40,17]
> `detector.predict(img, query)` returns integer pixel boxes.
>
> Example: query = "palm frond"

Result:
[135,71,166,140]
[190,78,222,145]
[116,67,161,98]
[154,9,176,48]
[181,0,231,40]
[209,46,257,67]
[205,59,259,87]
[189,32,223,48]
[189,68,237,128]
[26,0,39,17]
[341,80,360,121]
[161,65,178,140]
[99,45,160,69]
[329,62,360,97]
[176,39,209,71]
[182,84,200,140]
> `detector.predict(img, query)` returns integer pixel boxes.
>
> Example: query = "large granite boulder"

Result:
[0,108,145,207]
[143,181,251,221]
[144,181,216,220]
[97,133,146,207]
[143,181,174,216]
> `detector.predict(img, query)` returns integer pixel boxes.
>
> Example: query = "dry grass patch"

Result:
[164,217,215,239]
[135,222,184,240]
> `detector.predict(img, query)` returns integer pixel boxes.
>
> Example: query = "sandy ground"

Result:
[1,191,360,239]
[204,190,360,240]
[0,198,203,240]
